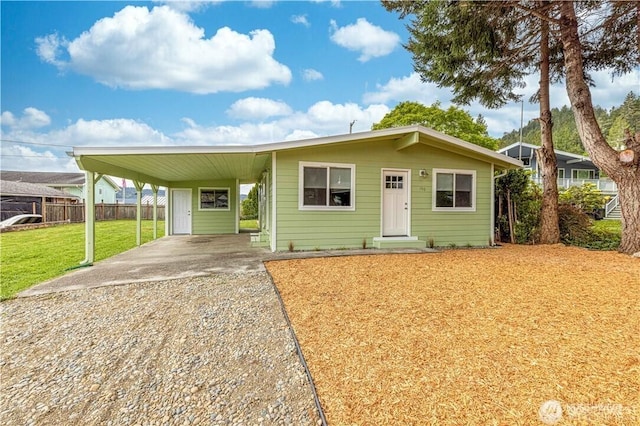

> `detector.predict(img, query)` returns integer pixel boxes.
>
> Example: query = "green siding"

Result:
[174,179,237,235]
[274,140,494,251]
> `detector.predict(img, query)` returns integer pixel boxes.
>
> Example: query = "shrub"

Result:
[558,204,592,243]
[558,204,620,250]
[559,183,606,216]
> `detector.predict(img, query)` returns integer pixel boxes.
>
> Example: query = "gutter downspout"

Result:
[491,168,509,246]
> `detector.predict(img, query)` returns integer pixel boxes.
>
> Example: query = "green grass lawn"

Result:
[592,219,622,233]
[0,220,165,300]
[239,219,258,229]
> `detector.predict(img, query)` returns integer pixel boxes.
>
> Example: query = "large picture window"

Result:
[199,188,230,211]
[299,162,355,210]
[433,169,476,211]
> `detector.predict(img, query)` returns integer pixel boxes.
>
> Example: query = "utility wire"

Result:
[0,154,70,159]
[0,138,73,148]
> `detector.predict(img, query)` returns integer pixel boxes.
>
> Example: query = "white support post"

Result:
[270,152,277,252]
[134,180,145,246]
[84,171,96,264]
[151,184,159,240]
[235,179,240,234]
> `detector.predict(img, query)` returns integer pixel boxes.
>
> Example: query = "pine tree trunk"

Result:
[617,177,640,254]
[559,2,640,254]
[537,1,560,244]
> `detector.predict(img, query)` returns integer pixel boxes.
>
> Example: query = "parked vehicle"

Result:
[0,214,42,229]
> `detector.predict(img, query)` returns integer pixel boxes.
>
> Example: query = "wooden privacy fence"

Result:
[44,203,165,223]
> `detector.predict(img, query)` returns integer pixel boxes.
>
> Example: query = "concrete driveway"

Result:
[19,233,435,298]
[18,234,270,297]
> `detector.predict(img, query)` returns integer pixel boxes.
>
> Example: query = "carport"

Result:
[73,146,272,265]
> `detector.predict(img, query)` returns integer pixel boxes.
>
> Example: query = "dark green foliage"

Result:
[241,185,258,220]
[500,92,640,153]
[559,183,606,215]
[495,169,542,243]
[558,204,592,243]
[557,204,620,250]
[372,101,498,149]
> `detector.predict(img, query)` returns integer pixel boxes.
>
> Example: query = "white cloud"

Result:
[329,18,400,62]
[36,5,291,94]
[156,1,219,13]
[363,72,453,105]
[284,129,319,141]
[588,69,640,109]
[227,97,293,120]
[178,100,389,144]
[0,108,51,130]
[249,1,275,9]
[302,68,324,81]
[291,14,310,27]
[35,33,67,67]
[310,0,342,7]
[53,118,172,147]
[0,143,78,172]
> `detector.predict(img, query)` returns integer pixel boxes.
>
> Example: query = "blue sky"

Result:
[2,0,639,175]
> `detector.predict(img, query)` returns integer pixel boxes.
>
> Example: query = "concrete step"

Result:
[373,237,427,249]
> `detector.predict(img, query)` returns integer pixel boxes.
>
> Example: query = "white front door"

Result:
[172,189,192,235]
[382,170,409,236]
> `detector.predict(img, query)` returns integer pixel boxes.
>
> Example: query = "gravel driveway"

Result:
[0,273,322,425]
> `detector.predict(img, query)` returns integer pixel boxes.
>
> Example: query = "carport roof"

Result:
[73,125,523,187]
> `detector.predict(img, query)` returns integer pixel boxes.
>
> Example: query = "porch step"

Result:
[250,232,270,248]
[605,205,621,219]
[373,237,427,249]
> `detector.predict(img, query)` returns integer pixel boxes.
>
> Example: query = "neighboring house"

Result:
[498,142,617,193]
[0,171,120,203]
[0,179,79,221]
[141,195,167,205]
[73,125,521,253]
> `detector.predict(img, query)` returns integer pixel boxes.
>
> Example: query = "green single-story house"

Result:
[72,125,522,259]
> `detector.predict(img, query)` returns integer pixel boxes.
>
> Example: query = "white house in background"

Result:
[0,171,120,203]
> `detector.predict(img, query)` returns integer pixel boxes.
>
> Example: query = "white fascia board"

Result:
[497,141,540,153]
[497,142,592,163]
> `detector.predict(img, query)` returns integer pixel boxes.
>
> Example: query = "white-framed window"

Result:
[557,168,565,179]
[299,161,355,211]
[432,169,476,211]
[572,169,595,180]
[198,187,230,211]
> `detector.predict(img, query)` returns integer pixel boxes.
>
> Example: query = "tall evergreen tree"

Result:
[558,1,640,254]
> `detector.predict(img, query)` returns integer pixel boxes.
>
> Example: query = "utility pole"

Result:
[518,100,524,160]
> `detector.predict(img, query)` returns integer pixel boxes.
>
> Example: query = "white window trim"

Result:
[198,187,231,211]
[432,168,477,212]
[571,168,595,179]
[298,161,356,211]
[557,168,565,179]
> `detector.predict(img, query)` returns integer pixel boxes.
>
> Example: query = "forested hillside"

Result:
[500,91,639,154]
